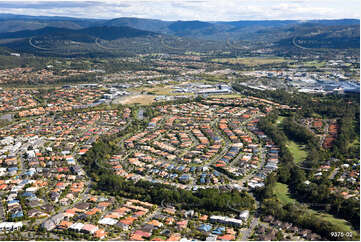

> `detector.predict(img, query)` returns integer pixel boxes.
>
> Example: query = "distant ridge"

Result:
[0,25,156,41]
[0,14,357,57]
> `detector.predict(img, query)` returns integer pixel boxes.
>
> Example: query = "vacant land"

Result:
[286,140,308,163]
[116,94,155,105]
[211,57,288,66]
[209,93,244,99]
[130,85,194,96]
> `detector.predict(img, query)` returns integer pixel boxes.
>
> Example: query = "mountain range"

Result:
[0,13,358,57]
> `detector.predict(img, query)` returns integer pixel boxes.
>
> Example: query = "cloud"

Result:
[0,1,112,9]
[0,0,358,20]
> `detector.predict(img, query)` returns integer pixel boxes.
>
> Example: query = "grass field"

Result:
[300,61,327,67]
[211,57,288,66]
[276,116,286,126]
[277,115,308,163]
[308,210,358,235]
[274,183,358,236]
[274,182,296,205]
[286,140,308,163]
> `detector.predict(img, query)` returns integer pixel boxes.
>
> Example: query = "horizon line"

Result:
[0,12,359,22]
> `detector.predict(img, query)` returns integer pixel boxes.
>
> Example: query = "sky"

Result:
[0,0,358,21]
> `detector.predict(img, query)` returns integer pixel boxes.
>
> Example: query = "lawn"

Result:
[274,182,296,205]
[286,140,308,163]
[276,116,286,126]
[308,210,358,236]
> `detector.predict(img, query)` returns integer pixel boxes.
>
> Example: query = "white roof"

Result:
[13,222,23,228]
[98,218,118,225]
[210,215,243,225]
[69,222,84,230]
[239,210,249,219]
[0,222,22,229]
[26,187,38,192]
[0,222,9,228]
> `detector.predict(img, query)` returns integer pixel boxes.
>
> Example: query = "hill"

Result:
[277,23,360,49]
[0,25,155,40]
[0,14,357,57]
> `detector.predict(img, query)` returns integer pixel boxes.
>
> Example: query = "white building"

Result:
[238,210,249,221]
[0,222,23,231]
[98,218,118,226]
[209,215,243,227]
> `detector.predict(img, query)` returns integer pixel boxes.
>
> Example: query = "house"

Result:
[176,220,188,230]
[118,217,137,226]
[198,224,212,232]
[97,201,112,210]
[272,220,282,227]
[133,230,151,238]
[130,233,144,241]
[81,224,98,234]
[69,222,84,232]
[217,234,235,241]
[42,213,66,231]
[163,207,176,215]
[40,204,54,214]
[262,215,274,223]
[140,224,155,233]
[289,226,299,234]
[281,222,292,230]
[165,217,175,225]
[28,209,48,218]
[184,210,194,218]
[299,229,311,238]
[212,226,225,235]
[57,221,73,230]
[27,198,43,208]
[115,221,129,231]
[42,220,56,231]
[86,207,101,216]
[11,210,24,219]
[94,229,107,239]
[147,219,163,227]
[167,233,181,241]
[307,233,321,241]
[206,235,217,241]
[98,218,118,226]
[70,166,84,176]
[74,202,90,211]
